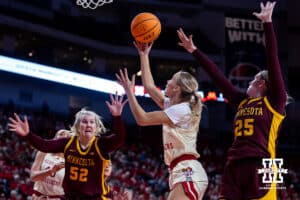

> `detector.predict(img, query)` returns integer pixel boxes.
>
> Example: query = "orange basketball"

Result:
[130,12,161,43]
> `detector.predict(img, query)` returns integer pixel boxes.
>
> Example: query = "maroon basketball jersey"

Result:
[227,96,285,161]
[63,136,110,198]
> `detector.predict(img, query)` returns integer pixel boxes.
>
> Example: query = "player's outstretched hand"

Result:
[253,1,276,23]
[8,113,30,136]
[106,92,128,117]
[177,28,197,53]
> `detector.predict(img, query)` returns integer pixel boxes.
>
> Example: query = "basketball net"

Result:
[76,0,113,9]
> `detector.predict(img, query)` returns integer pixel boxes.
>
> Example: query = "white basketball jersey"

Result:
[33,154,65,196]
[163,99,200,166]
[163,99,208,191]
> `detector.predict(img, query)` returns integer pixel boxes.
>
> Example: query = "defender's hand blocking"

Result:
[105,92,128,117]
[253,1,276,23]
[8,113,30,136]
[177,28,197,53]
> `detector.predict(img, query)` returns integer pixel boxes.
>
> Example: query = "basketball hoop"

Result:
[76,0,113,9]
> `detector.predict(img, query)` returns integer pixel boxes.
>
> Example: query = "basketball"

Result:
[130,12,161,43]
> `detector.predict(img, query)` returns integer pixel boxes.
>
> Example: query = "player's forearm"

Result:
[264,23,281,77]
[263,22,286,111]
[25,132,65,153]
[111,116,126,149]
[31,168,55,181]
[140,54,156,90]
[126,88,148,126]
[192,49,244,107]
[192,49,234,94]
[140,54,164,107]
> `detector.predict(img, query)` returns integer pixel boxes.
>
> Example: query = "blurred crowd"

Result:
[0,103,299,200]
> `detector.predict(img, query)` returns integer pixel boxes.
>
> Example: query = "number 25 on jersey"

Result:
[234,118,254,137]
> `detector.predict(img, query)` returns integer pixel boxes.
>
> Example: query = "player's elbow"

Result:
[136,118,147,126]
[135,116,150,126]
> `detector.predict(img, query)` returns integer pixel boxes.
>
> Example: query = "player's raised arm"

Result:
[177,27,245,108]
[102,92,127,152]
[254,1,286,113]
[116,68,172,126]
[134,41,165,109]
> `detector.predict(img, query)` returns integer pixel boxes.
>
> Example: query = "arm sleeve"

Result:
[264,23,286,113]
[25,132,69,153]
[98,116,126,155]
[192,49,246,109]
